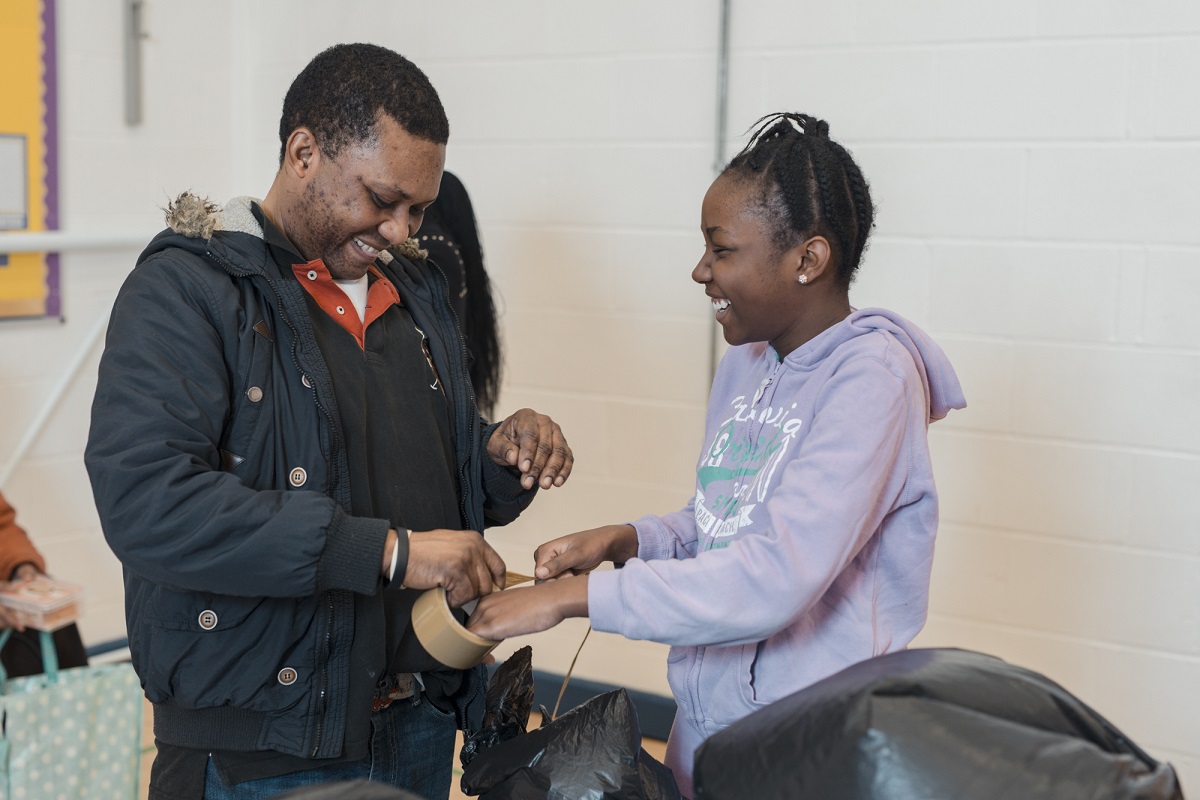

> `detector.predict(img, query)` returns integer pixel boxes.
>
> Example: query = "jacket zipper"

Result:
[457,667,484,731]
[397,255,480,531]
[435,261,479,530]
[312,595,334,757]
[689,357,783,718]
[747,359,784,460]
[687,647,705,727]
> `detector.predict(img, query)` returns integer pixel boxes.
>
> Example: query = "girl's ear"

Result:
[795,236,833,284]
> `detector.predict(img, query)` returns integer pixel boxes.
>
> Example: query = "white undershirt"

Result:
[334,274,369,322]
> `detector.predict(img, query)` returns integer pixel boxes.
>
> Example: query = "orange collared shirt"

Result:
[291,259,400,350]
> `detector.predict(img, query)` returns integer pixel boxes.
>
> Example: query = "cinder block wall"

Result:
[2,0,1196,787]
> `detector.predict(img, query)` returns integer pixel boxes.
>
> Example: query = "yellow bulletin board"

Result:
[0,0,60,319]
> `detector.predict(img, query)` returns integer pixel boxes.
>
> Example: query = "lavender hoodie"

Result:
[588,308,965,788]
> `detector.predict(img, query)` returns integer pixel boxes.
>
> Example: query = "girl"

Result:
[468,113,966,797]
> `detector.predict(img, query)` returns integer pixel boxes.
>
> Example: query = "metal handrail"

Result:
[0,230,155,253]
[0,230,149,488]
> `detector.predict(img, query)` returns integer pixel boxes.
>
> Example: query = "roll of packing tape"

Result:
[410,573,536,670]
[411,586,501,670]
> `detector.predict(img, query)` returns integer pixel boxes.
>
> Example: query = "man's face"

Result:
[287,114,445,279]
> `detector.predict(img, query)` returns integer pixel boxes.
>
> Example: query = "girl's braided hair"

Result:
[723,113,875,285]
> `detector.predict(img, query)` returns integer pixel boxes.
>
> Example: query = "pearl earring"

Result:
[798,274,809,285]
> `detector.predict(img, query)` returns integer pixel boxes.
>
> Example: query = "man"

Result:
[85,43,572,800]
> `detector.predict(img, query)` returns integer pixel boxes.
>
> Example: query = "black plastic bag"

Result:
[460,645,536,769]
[461,687,682,800]
[693,648,1184,800]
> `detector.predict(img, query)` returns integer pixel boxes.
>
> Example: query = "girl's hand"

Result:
[466,577,589,640]
[534,524,638,580]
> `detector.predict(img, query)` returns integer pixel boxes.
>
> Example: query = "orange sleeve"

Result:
[0,491,47,580]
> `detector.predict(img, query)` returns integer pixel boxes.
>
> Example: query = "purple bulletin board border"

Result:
[42,0,60,318]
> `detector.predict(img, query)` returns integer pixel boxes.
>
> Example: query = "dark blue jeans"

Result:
[202,694,457,800]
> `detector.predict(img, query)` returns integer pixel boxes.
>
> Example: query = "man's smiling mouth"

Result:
[353,237,381,258]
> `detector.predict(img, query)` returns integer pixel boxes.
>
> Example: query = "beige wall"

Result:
[2,0,1198,788]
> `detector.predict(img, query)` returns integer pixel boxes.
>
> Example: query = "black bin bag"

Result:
[461,685,681,800]
[461,645,537,769]
[693,648,1184,800]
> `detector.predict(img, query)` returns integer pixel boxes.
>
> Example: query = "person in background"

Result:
[86,43,572,800]
[0,489,88,676]
[416,171,503,419]
[468,112,966,797]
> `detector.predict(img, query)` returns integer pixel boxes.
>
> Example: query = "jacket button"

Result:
[289,467,307,487]
[246,386,264,403]
[336,305,345,315]
[198,610,218,630]
[278,667,298,685]
[302,374,312,389]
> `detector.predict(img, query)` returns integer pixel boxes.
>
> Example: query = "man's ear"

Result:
[283,128,318,177]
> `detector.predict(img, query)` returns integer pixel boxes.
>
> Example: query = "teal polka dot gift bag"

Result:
[0,629,142,800]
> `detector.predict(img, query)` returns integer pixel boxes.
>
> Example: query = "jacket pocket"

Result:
[680,643,765,731]
[731,642,768,719]
[141,585,320,713]
[664,645,695,718]
[740,627,816,712]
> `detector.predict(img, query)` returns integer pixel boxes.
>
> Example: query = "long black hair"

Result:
[423,172,502,417]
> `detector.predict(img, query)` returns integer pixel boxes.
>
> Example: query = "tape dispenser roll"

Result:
[410,573,535,670]
[411,586,501,670]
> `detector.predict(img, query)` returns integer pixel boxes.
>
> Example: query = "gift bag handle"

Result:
[0,628,60,689]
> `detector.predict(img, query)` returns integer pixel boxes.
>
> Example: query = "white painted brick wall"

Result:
[1027,146,1200,245]
[930,243,1123,341]
[1144,249,1200,347]
[2,0,1196,790]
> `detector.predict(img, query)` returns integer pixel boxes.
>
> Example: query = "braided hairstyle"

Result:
[723,113,874,286]
[279,43,449,165]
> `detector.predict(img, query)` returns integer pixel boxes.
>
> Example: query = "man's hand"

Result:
[534,524,638,580]
[402,530,507,609]
[467,575,588,640]
[487,408,574,490]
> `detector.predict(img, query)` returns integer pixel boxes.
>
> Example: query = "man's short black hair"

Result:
[279,43,449,165]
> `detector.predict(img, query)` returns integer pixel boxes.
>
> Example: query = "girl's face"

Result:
[693,174,808,355]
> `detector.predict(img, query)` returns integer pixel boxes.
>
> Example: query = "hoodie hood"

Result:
[783,307,966,421]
